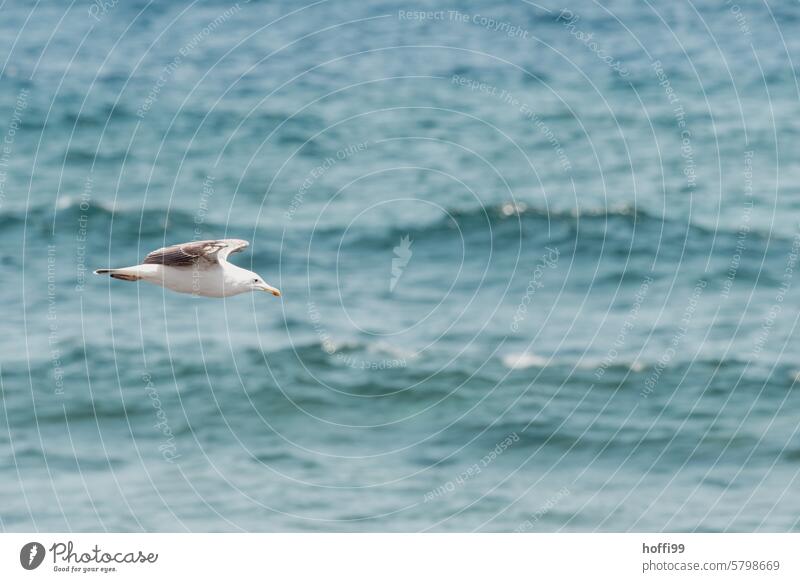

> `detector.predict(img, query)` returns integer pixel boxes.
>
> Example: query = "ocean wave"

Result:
[324,200,782,256]
[498,351,796,379]
[501,351,646,373]
[5,198,782,259]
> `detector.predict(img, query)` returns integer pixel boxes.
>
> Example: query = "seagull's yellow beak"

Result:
[257,283,281,296]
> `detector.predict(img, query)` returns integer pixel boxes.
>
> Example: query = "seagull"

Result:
[94,239,281,298]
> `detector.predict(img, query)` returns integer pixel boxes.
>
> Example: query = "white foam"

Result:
[502,352,549,369]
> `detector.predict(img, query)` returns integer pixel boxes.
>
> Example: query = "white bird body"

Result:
[94,239,281,298]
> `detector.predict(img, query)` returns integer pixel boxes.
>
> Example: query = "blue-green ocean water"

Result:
[1,0,800,531]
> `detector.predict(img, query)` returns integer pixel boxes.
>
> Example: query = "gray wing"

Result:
[143,239,249,266]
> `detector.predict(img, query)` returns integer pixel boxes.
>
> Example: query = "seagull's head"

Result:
[247,273,281,297]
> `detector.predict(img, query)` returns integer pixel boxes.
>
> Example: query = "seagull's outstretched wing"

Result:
[143,239,249,266]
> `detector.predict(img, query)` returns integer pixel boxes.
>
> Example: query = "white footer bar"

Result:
[1,533,798,581]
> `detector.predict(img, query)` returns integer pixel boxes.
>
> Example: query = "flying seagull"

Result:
[94,239,281,298]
